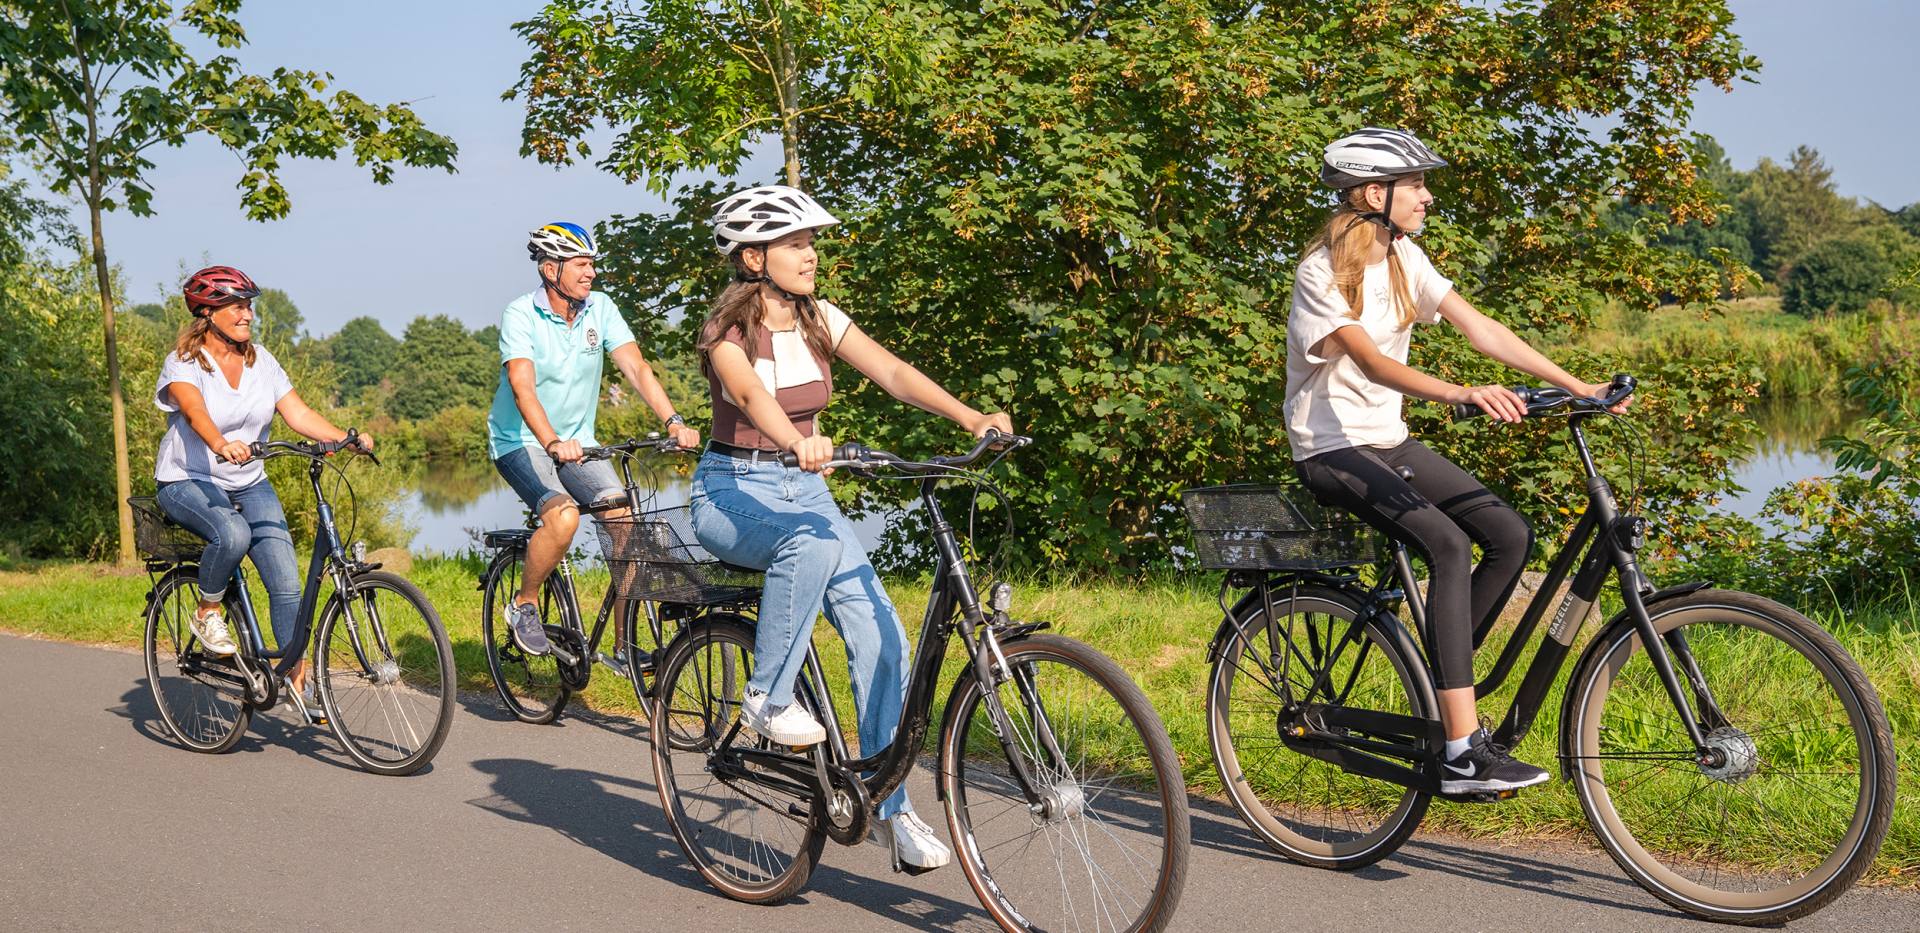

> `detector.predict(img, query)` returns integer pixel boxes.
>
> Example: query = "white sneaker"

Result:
[739,689,827,746]
[870,811,953,873]
[189,607,238,656]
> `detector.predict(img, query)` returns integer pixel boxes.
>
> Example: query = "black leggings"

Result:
[1295,439,1533,690]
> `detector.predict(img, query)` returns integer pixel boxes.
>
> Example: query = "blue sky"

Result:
[74,1,1920,336]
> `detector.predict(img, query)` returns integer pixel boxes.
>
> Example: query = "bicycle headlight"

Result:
[989,581,1013,615]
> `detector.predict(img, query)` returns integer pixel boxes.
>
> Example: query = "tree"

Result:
[522,0,1761,570]
[0,1,458,562]
[327,315,400,401]
[1782,233,1902,316]
[1737,146,1856,284]
[252,286,304,354]
[389,315,494,421]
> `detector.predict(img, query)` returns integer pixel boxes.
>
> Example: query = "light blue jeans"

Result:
[156,478,302,648]
[689,451,915,819]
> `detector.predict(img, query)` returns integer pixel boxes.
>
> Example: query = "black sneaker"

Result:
[1440,729,1550,794]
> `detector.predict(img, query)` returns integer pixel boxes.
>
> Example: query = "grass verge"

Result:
[2,558,1913,886]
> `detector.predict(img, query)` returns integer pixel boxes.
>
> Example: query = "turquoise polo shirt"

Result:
[487,287,637,459]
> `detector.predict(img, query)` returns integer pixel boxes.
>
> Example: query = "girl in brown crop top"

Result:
[686,184,1011,870]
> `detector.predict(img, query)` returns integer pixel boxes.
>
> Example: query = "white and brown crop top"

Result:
[705,299,854,451]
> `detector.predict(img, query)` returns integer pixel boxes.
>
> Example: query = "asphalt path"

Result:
[1,633,1913,932]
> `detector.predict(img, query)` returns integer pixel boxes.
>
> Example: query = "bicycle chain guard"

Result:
[814,750,870,845]
[550,625,592,691]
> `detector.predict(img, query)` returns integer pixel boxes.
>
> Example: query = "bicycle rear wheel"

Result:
[315,571,456,776]
[941,633,1190,933]
[651,619,824,903]
[1567,589,1895,924]
[1206,587,1432,870]
[143,570,251,753]
[480,551,575,724]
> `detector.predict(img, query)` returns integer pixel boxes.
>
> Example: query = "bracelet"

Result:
[664,413,687,429]
[543,438,561,453]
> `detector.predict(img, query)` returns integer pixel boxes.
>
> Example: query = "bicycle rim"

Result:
[652,621,823,903]
[1569,591,1894,923]
[144,573,251,753]
[943,634,1190,933]
[1207,591,1429,869]
[481,554,572,724]
[317,572,455,775]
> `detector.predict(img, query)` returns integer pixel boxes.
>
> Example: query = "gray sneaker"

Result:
[507,601,551,656]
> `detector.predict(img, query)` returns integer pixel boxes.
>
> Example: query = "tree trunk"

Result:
[88,198,135,565]
[772,6,803,187]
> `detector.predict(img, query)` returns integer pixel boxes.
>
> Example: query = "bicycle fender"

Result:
[1554,580,1712,780]
[932,622,1047,804]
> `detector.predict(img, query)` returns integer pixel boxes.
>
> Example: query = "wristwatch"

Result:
[664,413,688,429]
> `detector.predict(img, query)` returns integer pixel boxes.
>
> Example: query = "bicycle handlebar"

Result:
[576,433,690,462]
[777,429,1034,472]
[1451,374,1638,422]
[224,428,379,465]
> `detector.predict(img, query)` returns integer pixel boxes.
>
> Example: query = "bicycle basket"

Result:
[127,496,207,564]
[594,506,762,605]
[1179,483,1379,571]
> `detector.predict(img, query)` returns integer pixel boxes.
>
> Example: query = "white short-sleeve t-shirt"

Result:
[1283,238,1454,459]
[154,345,294,490]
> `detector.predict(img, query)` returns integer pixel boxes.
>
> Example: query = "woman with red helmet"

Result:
[153,265,371,723]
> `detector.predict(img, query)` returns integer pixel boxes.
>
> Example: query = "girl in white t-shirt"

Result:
[153,266,370,720]
[1284,129,1631,794]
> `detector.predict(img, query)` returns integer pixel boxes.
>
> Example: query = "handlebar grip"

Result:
[778,442,868,468]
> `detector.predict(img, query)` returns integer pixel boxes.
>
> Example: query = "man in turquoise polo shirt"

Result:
[488,221,701,656]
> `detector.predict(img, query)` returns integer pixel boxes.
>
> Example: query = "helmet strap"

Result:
[736,246,806,305]
[1353,179,1405,240]
[538,259,587,316]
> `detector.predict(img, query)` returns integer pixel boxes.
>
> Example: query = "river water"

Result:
[400,398,1862,556]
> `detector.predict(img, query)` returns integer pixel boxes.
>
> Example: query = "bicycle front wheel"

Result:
[1207,587,1432,870]
[315,571,456,776]
[1568,589,1895,924]
[941,633,1190,933]
[480,551,575,724]
[651,619,824,904]
[143,570,252,753]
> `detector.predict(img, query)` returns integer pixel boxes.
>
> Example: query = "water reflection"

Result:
[1720,396,1863,520]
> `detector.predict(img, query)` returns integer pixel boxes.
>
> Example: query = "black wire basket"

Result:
[593,506,762,605]
[127,496,206,564]
[1179,483,1380,571]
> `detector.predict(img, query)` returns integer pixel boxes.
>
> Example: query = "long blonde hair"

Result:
[697,249,834,375]
[172,314,256,372]
[1309,187,1418,329]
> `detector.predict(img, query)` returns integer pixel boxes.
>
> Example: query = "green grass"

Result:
[4,558,1915,886]
[1584,297,1920,400]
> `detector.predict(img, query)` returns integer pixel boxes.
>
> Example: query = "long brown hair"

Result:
[697,248,834,373]
[172,314,257,372]
[1309,186,1418,330]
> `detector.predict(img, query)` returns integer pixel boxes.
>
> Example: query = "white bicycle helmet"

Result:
[711,185,840,256]
[1321,128,1447,190]
[527,222,597,263]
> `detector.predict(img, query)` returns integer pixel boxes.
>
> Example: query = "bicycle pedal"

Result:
[1441,788,1520,804]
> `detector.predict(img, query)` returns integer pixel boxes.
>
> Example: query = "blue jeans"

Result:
[689,451,915,819]
[156,479,303,648]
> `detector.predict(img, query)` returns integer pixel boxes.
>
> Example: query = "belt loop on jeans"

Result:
[707,439,785,464]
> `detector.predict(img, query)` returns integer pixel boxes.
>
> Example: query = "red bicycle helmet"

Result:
[182,266,261,316]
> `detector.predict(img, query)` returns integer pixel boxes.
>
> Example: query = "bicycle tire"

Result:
[1567,588,1896,924]
[314,571,456,776]
[651,619,825,904]
[143,569,252,754]
[479,549,576,724]
[1206,586,1433,870]
[941,633,1191,933]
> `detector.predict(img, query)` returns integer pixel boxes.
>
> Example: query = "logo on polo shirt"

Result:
[585,327,600,350]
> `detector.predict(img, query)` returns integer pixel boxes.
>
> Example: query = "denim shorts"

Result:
[494,445,625,514]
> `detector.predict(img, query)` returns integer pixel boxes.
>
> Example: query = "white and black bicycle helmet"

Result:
[711,185,840,256]
[1321,127,1447,190]
[527,221,598,263]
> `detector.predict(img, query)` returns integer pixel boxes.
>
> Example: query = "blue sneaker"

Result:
[508,601,551,656]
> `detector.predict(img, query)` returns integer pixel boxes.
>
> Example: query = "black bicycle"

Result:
[650,432,1191,933]
[477,435,757,724]
[133,432,456,775]
[1182,375,1895,924]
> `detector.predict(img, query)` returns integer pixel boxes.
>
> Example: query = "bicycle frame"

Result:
[1238,410,1728,793]
[705,459,1060,838]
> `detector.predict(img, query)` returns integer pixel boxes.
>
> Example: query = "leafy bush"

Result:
[1782,235,1898,316]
